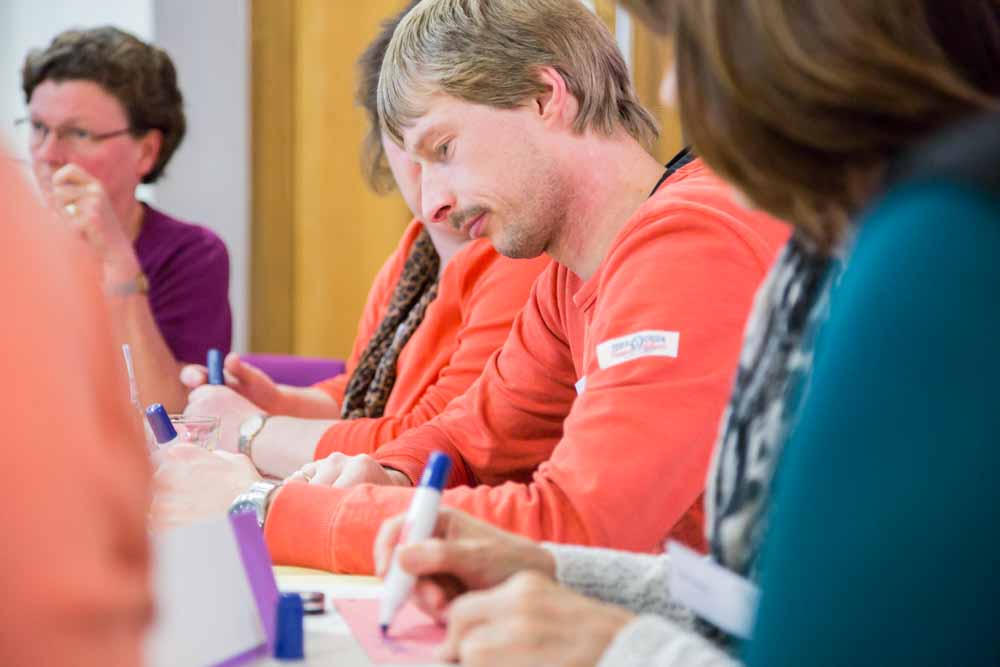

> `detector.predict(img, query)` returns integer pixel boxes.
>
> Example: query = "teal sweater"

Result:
[746,181,1000,665]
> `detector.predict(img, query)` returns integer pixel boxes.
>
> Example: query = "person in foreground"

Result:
[366,0,1000,665]
[172,1,548,478]
[21,26,231,412]
[0,156,152,664]
[152,0,789,573]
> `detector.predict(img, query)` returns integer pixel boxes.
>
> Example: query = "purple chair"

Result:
[239,353,346,388]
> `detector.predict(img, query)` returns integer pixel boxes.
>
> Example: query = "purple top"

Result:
[134,204,232,364]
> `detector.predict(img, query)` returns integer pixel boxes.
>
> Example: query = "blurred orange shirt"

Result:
[0,161,152,666]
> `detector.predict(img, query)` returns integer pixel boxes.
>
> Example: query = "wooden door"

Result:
[251,0,411,357]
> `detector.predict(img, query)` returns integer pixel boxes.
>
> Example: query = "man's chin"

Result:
[494,237,545,260]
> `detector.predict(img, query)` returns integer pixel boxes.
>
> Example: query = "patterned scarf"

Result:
[685,231,836,646]
[340,227,440,419]
[707,230,839,578]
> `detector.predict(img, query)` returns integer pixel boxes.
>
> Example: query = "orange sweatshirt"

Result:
[312,220,549,457]
[0,163,152,665]
[266,160,791,573]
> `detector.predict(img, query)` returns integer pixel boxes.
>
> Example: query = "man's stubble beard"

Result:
[495,164,568,260]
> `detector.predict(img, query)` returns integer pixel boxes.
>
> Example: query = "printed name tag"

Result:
[667,540,760,640]
[575,376,587,395]
[596,330,679,370]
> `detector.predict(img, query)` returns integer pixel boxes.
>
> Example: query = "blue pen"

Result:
[379,451,452,635]
[207,348,224,385]
[145,403,178,447]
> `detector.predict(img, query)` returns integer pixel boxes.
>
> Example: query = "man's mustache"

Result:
[447,205,489,231]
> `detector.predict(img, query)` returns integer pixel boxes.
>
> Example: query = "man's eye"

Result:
[437,142,450,158]
[67,128,92,140]
[30,120,47,132]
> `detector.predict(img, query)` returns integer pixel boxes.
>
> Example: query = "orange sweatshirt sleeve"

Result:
[0,166,153,666]
[313,249,550,457]
[266,190,788,573]
[312,221,417,403]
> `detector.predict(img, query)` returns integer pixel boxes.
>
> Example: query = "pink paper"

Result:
[334,598,446,665]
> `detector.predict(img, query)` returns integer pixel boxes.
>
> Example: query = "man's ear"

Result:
[533,66,579,131]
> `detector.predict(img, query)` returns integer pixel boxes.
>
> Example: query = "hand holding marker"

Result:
[379,451,452,636]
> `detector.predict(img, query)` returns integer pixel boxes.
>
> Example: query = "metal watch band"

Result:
[228,480,280,528]
[238,413,270,460]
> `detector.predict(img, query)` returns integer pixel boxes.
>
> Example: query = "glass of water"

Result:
[168,414,221,451]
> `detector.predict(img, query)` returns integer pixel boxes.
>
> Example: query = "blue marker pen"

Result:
[379,451,452,635]
[207,348,224,385]
[145,403,179,447]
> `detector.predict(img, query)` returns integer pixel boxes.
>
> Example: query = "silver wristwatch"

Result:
[238,413,270,460]
[229,481,280,528]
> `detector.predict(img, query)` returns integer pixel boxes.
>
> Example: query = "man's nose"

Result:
[421,171,456,225]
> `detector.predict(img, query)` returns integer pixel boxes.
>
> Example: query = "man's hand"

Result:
[180,353,284,414]
[287,452,412,488]
[184,385,263,453]
[150,445,262,530]
[439,572,634,667]
[372,508,556,623]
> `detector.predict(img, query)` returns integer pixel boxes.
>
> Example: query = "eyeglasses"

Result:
[14,117,135,152]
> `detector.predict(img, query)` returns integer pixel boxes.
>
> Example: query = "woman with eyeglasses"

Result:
[20,26,231,413]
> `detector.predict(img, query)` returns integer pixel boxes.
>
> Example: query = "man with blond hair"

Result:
[155,0,789,574]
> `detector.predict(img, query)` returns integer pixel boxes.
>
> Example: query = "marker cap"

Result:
[207,348,224,385]
[274,592,305,660]
[145,403,177,444]
[418,451,452,491]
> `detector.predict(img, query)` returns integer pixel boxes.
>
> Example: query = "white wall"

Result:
[153,0,250,353]
[0,0,250,353]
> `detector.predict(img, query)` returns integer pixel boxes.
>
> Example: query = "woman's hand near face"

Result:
[49,163,141,283]
[372,508,557,623]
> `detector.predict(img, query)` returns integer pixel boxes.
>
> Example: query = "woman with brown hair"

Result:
[21,26,231,413]
[363,1,1000,665]
[675,1,1000,664]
